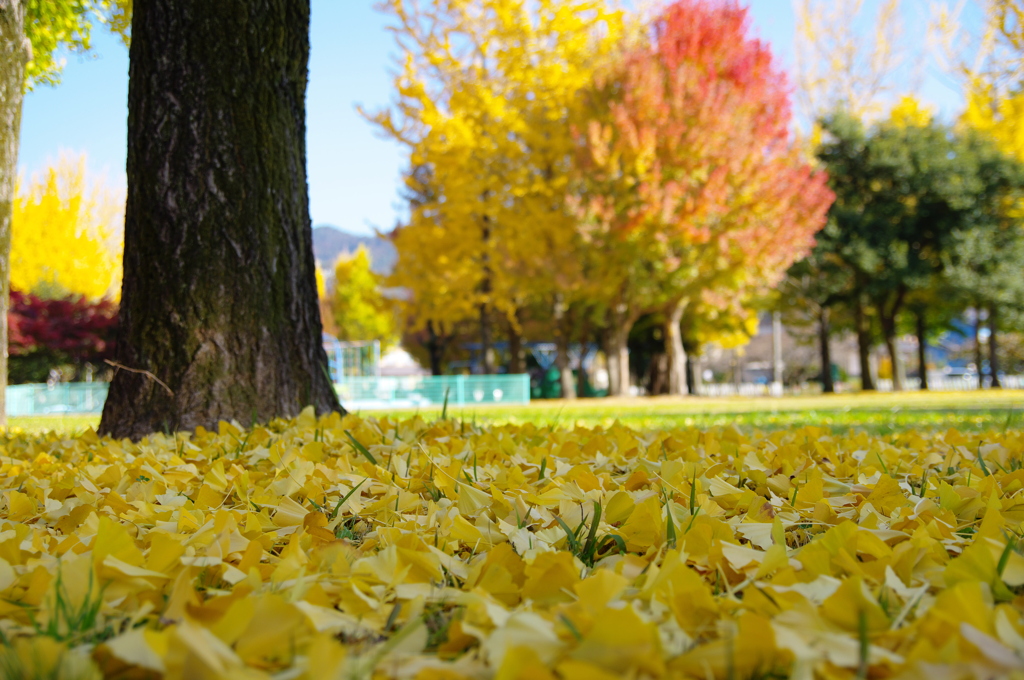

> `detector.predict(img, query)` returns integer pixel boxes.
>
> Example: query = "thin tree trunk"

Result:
[555,338,575,400]
[100,0,340,439]
[0,1,29,428]
[478,209,494,374]
[915,309,928,391]
[685,353,697,396]
[880,313,903,392]
[975,309,985,390]
[664,299,688,396]
[426,320,445,376]
[553,296,575,400]
[989,304,1001,389]
[818,307,834,394]
[479,301,494,374]
[507,313,523,375]
[855,297,875,391]
[606,306,633,397]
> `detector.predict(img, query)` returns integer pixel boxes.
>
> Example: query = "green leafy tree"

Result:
[816,110,1024,391]
[332,246,397,348]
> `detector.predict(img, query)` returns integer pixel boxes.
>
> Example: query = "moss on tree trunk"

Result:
[99,0,341,440]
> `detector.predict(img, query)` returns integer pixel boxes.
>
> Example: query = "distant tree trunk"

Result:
[975,308,985,390]
[479,301,494,374]
[684,337,700,396]
[664,298,688,396]
[553,297,575,400]
[818,307,834,394]
[989,304,1001,389]
[0,1,29,428]
[880,313,903,391]
[426,320,447,376]
[855,296,875,391]
[99,0,341,439]
[606,304,635,397]
[915,309,928,391]
[478,211,494,375]
[685,354,697,396]
[507,312,524,375]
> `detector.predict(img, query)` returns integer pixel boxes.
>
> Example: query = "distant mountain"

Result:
[312,225,397,277]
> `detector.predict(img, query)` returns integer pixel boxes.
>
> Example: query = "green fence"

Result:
[5,375,530,416]
[8,383,109,416]
[335,374,530,410]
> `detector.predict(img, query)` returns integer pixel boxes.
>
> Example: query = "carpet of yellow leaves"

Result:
[2,408,1024,679]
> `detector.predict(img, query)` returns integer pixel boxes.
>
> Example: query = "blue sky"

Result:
[20,0,962,237]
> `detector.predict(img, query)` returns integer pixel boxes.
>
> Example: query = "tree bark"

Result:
[855,296,875,391]
[0,1,28,428]
[975,308,985,390]
[664,299,688,396]
[915,309,928,391]
[100,0,340,439]
[818,307,834,394]
[989,304,1001,389]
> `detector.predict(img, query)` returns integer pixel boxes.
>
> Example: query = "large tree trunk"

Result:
[818,307,834,394]
[0,1,28,428]
[100,0,340,439]
[915,309,928,391]
[855,297,875,391]
[664,299,688,396]
[989,304,1001,389]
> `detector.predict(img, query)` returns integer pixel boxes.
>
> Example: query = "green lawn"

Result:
[9,389,1024,435]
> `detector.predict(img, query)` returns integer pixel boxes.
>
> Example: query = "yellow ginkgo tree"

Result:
[367,0,623,375]
[12,155,122,301]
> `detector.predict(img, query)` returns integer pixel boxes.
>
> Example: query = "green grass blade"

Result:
[345,430,378,465]
[331,478,367,519]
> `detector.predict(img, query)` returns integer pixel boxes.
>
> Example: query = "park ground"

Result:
[15,388,1024,435]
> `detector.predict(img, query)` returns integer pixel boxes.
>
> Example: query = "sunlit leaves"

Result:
[12,154,122,301]
[2,412,1024,676]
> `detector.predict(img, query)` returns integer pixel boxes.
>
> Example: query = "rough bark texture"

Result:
[915,310,928,391]
[100,0,340,440]
[989,305,1001,389]
[818,308,834,394]
[0,1,27,428]
[855,297,875,391]
[664,300,688,396]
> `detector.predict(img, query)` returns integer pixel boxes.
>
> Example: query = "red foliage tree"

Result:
[578,0,834,394]
[8,290,118,383]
